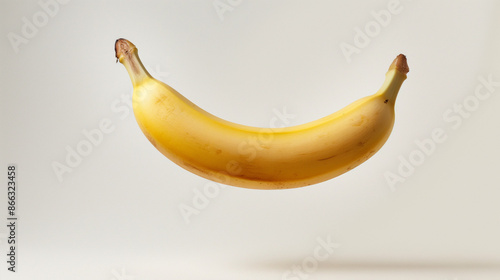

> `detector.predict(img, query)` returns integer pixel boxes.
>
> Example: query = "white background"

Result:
[1,1,500,279]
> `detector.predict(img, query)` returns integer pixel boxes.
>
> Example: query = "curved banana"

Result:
[115,39,409,190]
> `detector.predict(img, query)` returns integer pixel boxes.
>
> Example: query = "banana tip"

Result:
[390,54,409,74]
[115,38,136,62]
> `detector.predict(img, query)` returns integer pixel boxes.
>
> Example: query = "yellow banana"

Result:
[115,38,409,190]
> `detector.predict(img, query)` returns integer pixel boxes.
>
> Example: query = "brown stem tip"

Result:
[389,54,409,74]
[115,38,137,63]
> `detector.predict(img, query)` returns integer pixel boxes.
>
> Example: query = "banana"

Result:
[115,38,409,190]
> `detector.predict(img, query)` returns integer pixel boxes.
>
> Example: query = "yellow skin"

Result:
[115,39,409,189]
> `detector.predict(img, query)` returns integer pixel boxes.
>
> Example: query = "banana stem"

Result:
[115,38,152,87]
[380,54,409,104]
